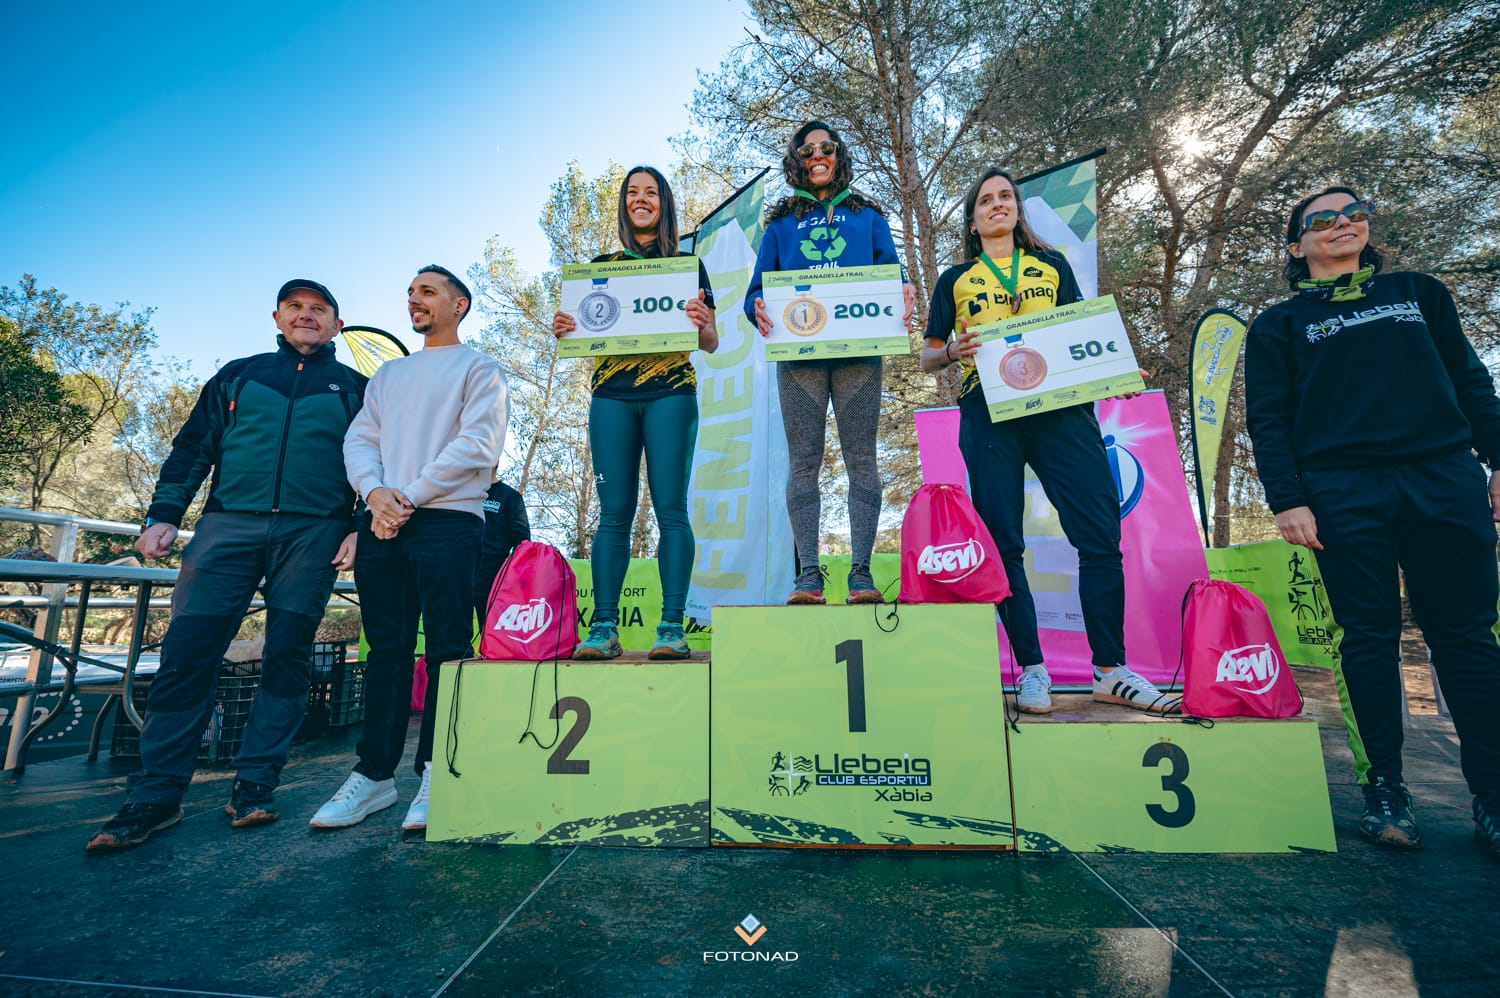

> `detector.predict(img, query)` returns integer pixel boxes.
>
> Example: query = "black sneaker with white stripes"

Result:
[1092,664,1179,714]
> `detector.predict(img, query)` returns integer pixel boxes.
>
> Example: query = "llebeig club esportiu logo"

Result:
[703,914,799,964]
[767,749,934,804]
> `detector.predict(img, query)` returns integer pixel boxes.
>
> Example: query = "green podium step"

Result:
[429,607,1335,853]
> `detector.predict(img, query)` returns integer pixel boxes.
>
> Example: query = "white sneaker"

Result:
[309,772,398,828]
[402,763,432,832]
[1093,665,1179,714]
[1015,665,1053,714]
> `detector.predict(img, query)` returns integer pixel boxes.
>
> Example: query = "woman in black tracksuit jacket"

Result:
[1245,184,1500,856]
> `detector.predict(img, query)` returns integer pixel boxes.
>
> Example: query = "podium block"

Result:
[711,605,1013,847]
[427,654,709,846]
[1007,700,1335,853]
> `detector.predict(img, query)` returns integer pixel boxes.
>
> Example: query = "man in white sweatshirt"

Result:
[313,265,506,832]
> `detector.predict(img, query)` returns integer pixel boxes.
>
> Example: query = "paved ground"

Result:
[1,666,1497,997]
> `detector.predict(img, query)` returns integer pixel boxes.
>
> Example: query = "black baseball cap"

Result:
[277,279,339,316]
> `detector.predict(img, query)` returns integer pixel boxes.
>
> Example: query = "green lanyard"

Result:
[795,188,851,225]
[979,249,1023,313]
[620,249,644,260]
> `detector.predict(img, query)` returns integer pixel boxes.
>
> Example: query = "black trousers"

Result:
[353,509,481,780]
[129,512,345,803]
[1304,450,1500,795]
[957,398,1125,669]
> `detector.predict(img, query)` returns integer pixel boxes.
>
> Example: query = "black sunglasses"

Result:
[1299,199,1374,235]
[796,140,838,160]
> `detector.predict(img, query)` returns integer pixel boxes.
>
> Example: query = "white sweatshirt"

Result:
[343,343,507,518]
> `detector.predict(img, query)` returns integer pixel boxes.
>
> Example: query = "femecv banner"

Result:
[683,168,794,617]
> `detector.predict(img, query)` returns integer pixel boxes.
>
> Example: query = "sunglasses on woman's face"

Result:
[1299,199,1374,234]
[796,140,838,160]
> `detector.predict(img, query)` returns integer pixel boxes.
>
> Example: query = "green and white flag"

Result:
[1017,148,1105,297]
[684,168,791,616]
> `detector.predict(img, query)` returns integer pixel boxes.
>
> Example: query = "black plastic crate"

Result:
[110,661,260,766]
[306,642,363,729]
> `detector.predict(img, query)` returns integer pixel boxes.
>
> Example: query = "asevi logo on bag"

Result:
[491,597,555,643]
[1214,642,1282,695]
[916,538,985,582]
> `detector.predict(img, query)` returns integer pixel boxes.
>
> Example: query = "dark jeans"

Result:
[1304,450,1500,795]
[958,398,1125,669]
[127,512,346,805]
[354,508,481,779]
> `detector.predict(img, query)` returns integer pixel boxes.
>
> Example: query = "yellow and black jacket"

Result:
[924,247,1081,402]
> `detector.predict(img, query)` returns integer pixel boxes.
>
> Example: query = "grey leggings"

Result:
[777,357,883,568]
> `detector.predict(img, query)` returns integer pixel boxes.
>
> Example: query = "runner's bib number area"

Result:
[761,265,908,361]
[973,295,1145,421]
[428,659,709,845]
[711,605,1013,846]
[558,258,701,358]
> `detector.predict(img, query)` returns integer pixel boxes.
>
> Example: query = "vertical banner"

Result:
[685,168,793,618]
[914,393,1208,687]
[1017,148,1105,298]
[1187,309,1248,545]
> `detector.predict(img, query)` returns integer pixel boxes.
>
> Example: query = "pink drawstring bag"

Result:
[411,654,429,712]
[1180,579,1303,718]
[898,483,1010,604]
[479,541,578,661]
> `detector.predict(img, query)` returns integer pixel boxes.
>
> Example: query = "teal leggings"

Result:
[588,393,698,624]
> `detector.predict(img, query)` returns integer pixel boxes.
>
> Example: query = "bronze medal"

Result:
[999,344,1047,390]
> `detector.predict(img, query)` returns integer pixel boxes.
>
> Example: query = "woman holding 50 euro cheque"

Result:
[921,166,1165,717]
[552,165,717,660]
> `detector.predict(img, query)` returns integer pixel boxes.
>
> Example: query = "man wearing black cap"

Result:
[87,279,367,853]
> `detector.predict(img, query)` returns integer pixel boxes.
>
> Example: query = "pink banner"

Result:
[913,393,1208,687]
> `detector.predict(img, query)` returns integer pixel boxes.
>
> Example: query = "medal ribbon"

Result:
[620,249,644,260]
[795,188,852,225]
[979,249,1023,315]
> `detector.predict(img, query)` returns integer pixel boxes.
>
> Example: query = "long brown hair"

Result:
[618,165,679,257]
[962,168,1050,261]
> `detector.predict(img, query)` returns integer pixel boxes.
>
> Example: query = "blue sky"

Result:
[1,0,753,377]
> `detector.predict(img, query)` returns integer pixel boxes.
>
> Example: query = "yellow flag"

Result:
[1188,309,1247,545]
[341,325,408,377]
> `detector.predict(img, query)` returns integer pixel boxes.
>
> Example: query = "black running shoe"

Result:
[1474,790,1500,858]
[1359,776,1421,850]
[85,802,184,853]
[225,779,279,828]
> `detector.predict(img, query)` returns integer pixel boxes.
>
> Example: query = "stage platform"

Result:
[2,664,1497,996]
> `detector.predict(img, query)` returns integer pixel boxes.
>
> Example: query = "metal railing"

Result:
[1,506,357,773]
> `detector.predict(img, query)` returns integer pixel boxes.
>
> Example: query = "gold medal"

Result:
[783,294,828,337]
[999,343,1047,390]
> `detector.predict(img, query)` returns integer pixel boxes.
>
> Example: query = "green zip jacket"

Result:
[146,335,367,526]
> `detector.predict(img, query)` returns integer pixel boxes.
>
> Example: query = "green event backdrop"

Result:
[1203,540,1341,669]
[372,546,1500,674]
